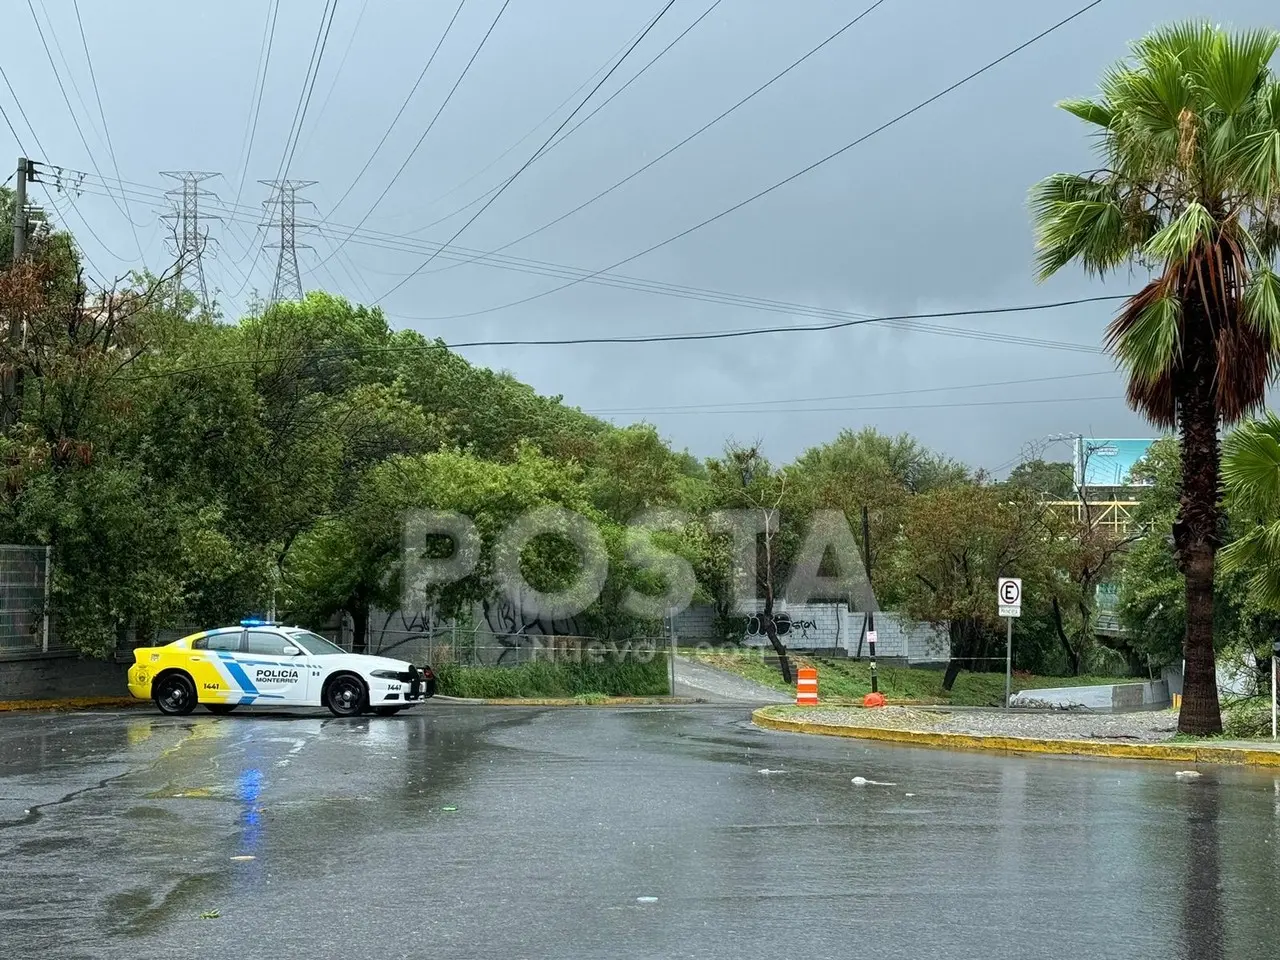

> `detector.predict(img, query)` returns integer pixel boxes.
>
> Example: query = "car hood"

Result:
[323,653,416,673]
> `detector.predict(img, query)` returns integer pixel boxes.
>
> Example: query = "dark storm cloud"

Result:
[5,0,1273,470]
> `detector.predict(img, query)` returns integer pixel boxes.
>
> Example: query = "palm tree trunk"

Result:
[1175,337,1223,736]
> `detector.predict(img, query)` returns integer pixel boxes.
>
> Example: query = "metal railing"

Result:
[363,630,667,668]
[0,545,50,655]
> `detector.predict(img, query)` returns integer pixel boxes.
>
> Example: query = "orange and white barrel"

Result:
[796,666,818,706]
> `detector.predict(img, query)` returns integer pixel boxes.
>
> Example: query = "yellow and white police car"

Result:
[127,620,436,717]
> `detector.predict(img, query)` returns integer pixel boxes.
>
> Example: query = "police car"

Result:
[127,620,436,717]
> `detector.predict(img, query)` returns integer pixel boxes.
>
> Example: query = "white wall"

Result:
[671,601,949,664]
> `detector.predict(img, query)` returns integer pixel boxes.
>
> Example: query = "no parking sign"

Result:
[998,578,1022,618]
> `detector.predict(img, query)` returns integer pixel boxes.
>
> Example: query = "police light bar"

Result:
[240,618,279,627]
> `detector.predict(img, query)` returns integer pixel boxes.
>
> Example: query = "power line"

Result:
[24,0,137,232]
[31,164,133,263]
[115,296,1124,385]
[295,0,372,161]
[0,64,46,159]
[400,0,727,241]
[589,370,1115,414]
[535,0,726,164]
[369,0,683,283]
[0,102,26,154]
[315,0,513,265]
[66,169,1123,356]
[278,0,341,182]
[589,394,1122,417]
[37,186,105,282]
[375,0,1104,314]
[385,12,670,235]
[380,0,892,294]
[69,0,144,260]
[317,0,469,224]
[232,0,341,298]
[232,0,282,210]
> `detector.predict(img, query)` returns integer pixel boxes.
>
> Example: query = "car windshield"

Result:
[285,630,346,656]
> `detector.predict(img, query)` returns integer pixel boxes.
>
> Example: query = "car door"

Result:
[239,630,312,705]
[190,630,245,702]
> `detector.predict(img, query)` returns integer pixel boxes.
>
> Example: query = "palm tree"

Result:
[1221,412,1280,606]
[1031,23,1280,735]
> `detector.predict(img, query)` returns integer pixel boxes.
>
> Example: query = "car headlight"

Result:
[370,670,400,679]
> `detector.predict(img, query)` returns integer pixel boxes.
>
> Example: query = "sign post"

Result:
[1272,641,1279,740]
[998,578,1022,709]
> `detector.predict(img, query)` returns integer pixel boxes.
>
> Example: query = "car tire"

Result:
[324,673,367,717]
[372,706,404,716]
[154,672,197,716]
[205,704,237,715]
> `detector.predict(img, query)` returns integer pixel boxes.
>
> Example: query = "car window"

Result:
[286,630,346,656]
[193,632,241,652]
[245,631,296,656]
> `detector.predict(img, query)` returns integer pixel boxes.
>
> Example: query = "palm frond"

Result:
[1196,28,1280,116]
[1242,268,1280,342]
[1223,411,1280,514]
[1030,174,1130,280]
[1144,201,1216,263]
[1221,524,1280,607]
[1058,97,1115,129]
[1105,284,1182,389]
[1132,21,1215,70]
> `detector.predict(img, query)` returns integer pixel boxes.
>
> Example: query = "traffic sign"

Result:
[998,577,1022,618]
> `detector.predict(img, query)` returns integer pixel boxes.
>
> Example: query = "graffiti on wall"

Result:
[744,612,818,641]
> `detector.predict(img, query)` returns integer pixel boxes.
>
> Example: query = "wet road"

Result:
[3,705,1280,960]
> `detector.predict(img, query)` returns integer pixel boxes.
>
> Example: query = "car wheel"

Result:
[372,706,404,717]
[204,704,237,715]
[154,672,197,716]
[325,673,367,717]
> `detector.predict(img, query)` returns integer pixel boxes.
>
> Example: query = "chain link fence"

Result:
[0,545,51,655]
[365,628,669,668]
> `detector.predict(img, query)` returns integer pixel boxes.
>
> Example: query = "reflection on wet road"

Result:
[2,705,1279,959]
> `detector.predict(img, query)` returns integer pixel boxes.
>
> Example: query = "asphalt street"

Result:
[2,704,1279,960]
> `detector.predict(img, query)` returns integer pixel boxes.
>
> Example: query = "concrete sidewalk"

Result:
[672,655,791,704]
[753,704,1280,766]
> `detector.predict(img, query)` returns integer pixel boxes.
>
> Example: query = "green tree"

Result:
[1030,24,1280,734]
[893,483,1055,689]
[1007,459,1075,499]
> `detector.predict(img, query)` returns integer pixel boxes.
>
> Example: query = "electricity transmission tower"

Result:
[160,171,220,313]
[260,179,315,305]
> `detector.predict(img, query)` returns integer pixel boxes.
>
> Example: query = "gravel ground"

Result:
[783,705,1180,742]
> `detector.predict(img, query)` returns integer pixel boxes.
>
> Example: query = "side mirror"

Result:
[281,645,300,657]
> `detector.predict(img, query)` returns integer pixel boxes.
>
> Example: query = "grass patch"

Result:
[436,655,669,699]
[689,650,1133,708]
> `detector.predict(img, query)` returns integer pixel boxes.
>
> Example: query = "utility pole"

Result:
[4,157,31,430]
[12,157,29,261]
[862,505,879,697]
[260,179,314,305]
[161,171,220,314]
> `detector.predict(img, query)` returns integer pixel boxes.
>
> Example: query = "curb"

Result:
[0,696,144,713]
[751,707,1280,767]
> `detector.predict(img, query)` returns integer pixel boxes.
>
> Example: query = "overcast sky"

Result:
[5,0,1274,473]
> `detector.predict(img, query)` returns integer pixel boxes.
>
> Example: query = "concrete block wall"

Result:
[1009,680,1170,712]
[672,602,950,664]
[0,652,129,701]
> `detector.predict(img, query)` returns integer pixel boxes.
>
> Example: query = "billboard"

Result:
[1074,438,1157,488]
